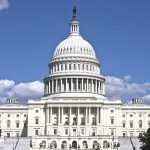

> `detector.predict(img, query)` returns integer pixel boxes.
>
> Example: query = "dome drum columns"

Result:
[44,77,105,96]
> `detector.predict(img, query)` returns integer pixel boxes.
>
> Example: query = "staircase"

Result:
[4,137,30,150]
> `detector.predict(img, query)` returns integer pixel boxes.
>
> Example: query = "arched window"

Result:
[83,141,88,149]
[16,122,19,128]
[52,141,57,149]
[103,141,108,148]
[139,120,143,128]
[40,141,46,148]
[130,122,133,128]
[7,120,11,128]
[62,141,67,149]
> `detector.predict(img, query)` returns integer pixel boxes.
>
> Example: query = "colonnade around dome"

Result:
[44,77,105,95]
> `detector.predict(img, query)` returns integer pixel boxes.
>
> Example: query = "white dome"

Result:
[53,35,96,59]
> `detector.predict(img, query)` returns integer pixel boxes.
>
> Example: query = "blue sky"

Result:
[0,0,150,103]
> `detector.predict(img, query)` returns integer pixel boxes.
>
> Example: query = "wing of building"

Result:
[0,7,150,150]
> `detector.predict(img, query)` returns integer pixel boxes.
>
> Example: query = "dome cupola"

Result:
[43,7,105,98]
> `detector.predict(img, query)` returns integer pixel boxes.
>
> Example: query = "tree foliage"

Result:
[138,128,150,150]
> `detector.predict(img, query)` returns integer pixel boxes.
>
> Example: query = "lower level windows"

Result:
[65,129,68,135]
[35,129,39,135]
[54,128,57,135]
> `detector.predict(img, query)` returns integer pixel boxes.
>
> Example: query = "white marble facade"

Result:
[0,7,150,149]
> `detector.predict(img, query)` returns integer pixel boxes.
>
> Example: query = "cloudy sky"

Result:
[0,0,150,104]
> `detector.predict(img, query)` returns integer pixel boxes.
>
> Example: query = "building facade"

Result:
[0,7,150,149]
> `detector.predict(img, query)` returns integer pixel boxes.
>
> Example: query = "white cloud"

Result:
[142,95,150,104]
[0,80,44,103]
[0,0,9,11]
[105,75,150,100]
[0,76,149,104]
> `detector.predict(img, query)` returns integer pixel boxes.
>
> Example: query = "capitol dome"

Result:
[53,7,97,60]
[44,7,105,98]
[53,34,96,59]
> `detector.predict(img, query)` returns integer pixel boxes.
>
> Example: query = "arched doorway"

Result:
[40,140,46,148]
[93,141,98,148]
[82,141,88,149]
[62,141,67,149]
[52,141,57,149]
[103,141,108,148]
[72,141,77,149]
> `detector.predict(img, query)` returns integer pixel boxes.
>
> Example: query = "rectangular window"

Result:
[16,114,19,117]
[24,114,27,117]
[35,118,39,124]
[111,129,114,135]
[111,110,114,113]
[81,128,85,135]
[123,133,126,137]
[92,129,96,136]
[130,122,133,128]
[35,130,38,135]
[16,122,19,128]
[65,129,68,135]
[54,129,57,135]
[123,122,126,128]
[7,133,10,137]
[122,114,125,117]
[111,118,114,124]
[73,129,77,136]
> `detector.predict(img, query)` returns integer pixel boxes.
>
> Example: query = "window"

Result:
[139,120,143,128]
[54,129,57,135]
[69,64,71,70]
[74,64,76,70]
[16,122,19,128]
[130,114,133,117]
[7,120,11,128]
[78,64,80,70]
[7,133,10,137]
[65,129,68,135]
[81,128,85,135]
[111,118,114,125]
[92,129,96,136]
[24,114,27,117]
[73,129,77,136]
[35,118,39,124]
[0,114,1,117]
[35,130,38,135]
[16,114,19,117]
[122,114,125,117]
[123,122,126,128]
[148,122,150,128]
[130,122,133,128]
[111,129,114,135]
[139,114,142,117]
[123,133,126,137]
[148,114,150,117]
[65,64,67,70]
[111,110,114,113]
[35,110,39,113]
[7,114,10,117]
[61,64,63,71]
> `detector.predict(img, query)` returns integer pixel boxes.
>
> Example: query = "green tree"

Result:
[138,128,150,150]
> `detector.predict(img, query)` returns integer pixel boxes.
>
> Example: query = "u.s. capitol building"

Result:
[0,7,150,150]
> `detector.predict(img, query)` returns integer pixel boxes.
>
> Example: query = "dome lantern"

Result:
[70,6,79,35]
